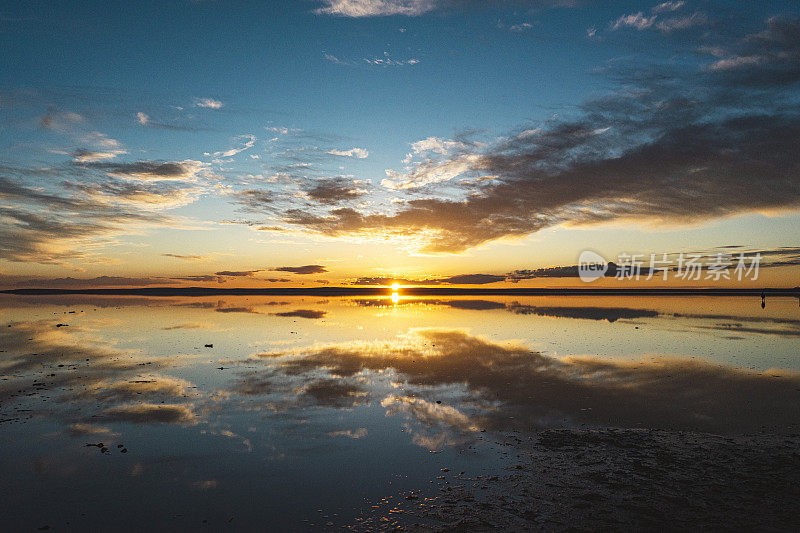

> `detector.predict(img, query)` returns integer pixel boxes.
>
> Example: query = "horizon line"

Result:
[2,286,799,297]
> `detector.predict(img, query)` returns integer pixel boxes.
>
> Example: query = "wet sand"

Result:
[360,428,800,531]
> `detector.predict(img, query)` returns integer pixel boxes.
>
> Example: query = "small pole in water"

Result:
[761,290,766,309]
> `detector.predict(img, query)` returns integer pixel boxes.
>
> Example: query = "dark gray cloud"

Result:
[0,275,174,289]
[233,189,275,212]
[215,270,262,277]
[708,15,800,88]
[272,309,327,319]
[441,273,505,284]
[272,265,328,275]
[304,177,368,205]
[162,253,205,261]
[506,303,660,322]
[78,160,205,181]
[171,275,225,283]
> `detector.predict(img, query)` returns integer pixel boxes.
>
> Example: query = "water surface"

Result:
[1,295,798,530]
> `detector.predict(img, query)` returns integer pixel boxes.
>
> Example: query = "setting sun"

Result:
[390,283,401,291]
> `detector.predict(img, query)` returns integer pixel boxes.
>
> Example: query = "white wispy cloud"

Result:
[709,55,764,71]
[70,149,126,163]
[656,12,708,33]
[510,22,534,32]
[214,134,256,158]
[326,51,418,67]
[651,1,685,14]
[612,3,706,34]
[328,147,369,158]
[324,52,346,64]
[80,131,122,150]
[612,12,656,31]
[194,97,224,109]
[364,52,419,66]
[315,0,437,17]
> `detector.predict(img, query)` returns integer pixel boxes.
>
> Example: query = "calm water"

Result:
[1,295,799,530]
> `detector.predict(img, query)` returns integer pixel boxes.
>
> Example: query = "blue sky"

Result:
[1,1,799,286]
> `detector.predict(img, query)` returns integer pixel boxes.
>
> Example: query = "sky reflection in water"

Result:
[1,295,798,529]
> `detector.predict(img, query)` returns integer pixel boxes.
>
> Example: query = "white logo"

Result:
[578,250,608,282]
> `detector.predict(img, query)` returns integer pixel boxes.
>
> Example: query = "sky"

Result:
[1,0,799,288]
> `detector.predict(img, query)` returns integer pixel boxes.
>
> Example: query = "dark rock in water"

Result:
[204,344,213,348]
[55,324,68,328]
[121,448,128,453]
[85,443,104,448]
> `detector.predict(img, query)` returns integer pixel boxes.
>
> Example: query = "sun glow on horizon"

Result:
[390,282,401,291]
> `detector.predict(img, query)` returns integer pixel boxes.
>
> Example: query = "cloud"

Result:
[274,18,800,254]
[304,177,369,205]
[363,52,420,66]
[506,304,660,322]
[194,97,224,109]
[0,275,174,289]
[215,135,256,158]
[314,0,578,18]
[249,329,800,434]
[74,376,196,403]
[440,274,505,285]
[215,270,262,277]
[272,309,327,319]
[70,148,125,163]
[62,179,204,209]
[39,109,83,130]
[510,22,533,32]
[315,0,438,17]
[655,12,707,33]
[80,131,122,150]
[328,428,368,438]
[611,3,706,34]
[80,160,208,182]
[0,174,176,264]
[324,53,346,64]
[100,403,198,425]
[172,275,225,283]
[162,253,205,261]
[136,111,193,131]
[232,189,275,212]
[65,423,116,436]
[327,147,369,158]
[272,265,327,275]
[651,1,684,14]
[301,379,368,408]
[611,12,656,31]
[707,16,800,86]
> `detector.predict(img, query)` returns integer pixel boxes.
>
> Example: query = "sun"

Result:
[390,282,401,291]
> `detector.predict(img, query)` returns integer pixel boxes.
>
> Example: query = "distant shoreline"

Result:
[1,287,798,297]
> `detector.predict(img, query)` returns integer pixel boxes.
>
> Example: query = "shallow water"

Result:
[1,295,798,530]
